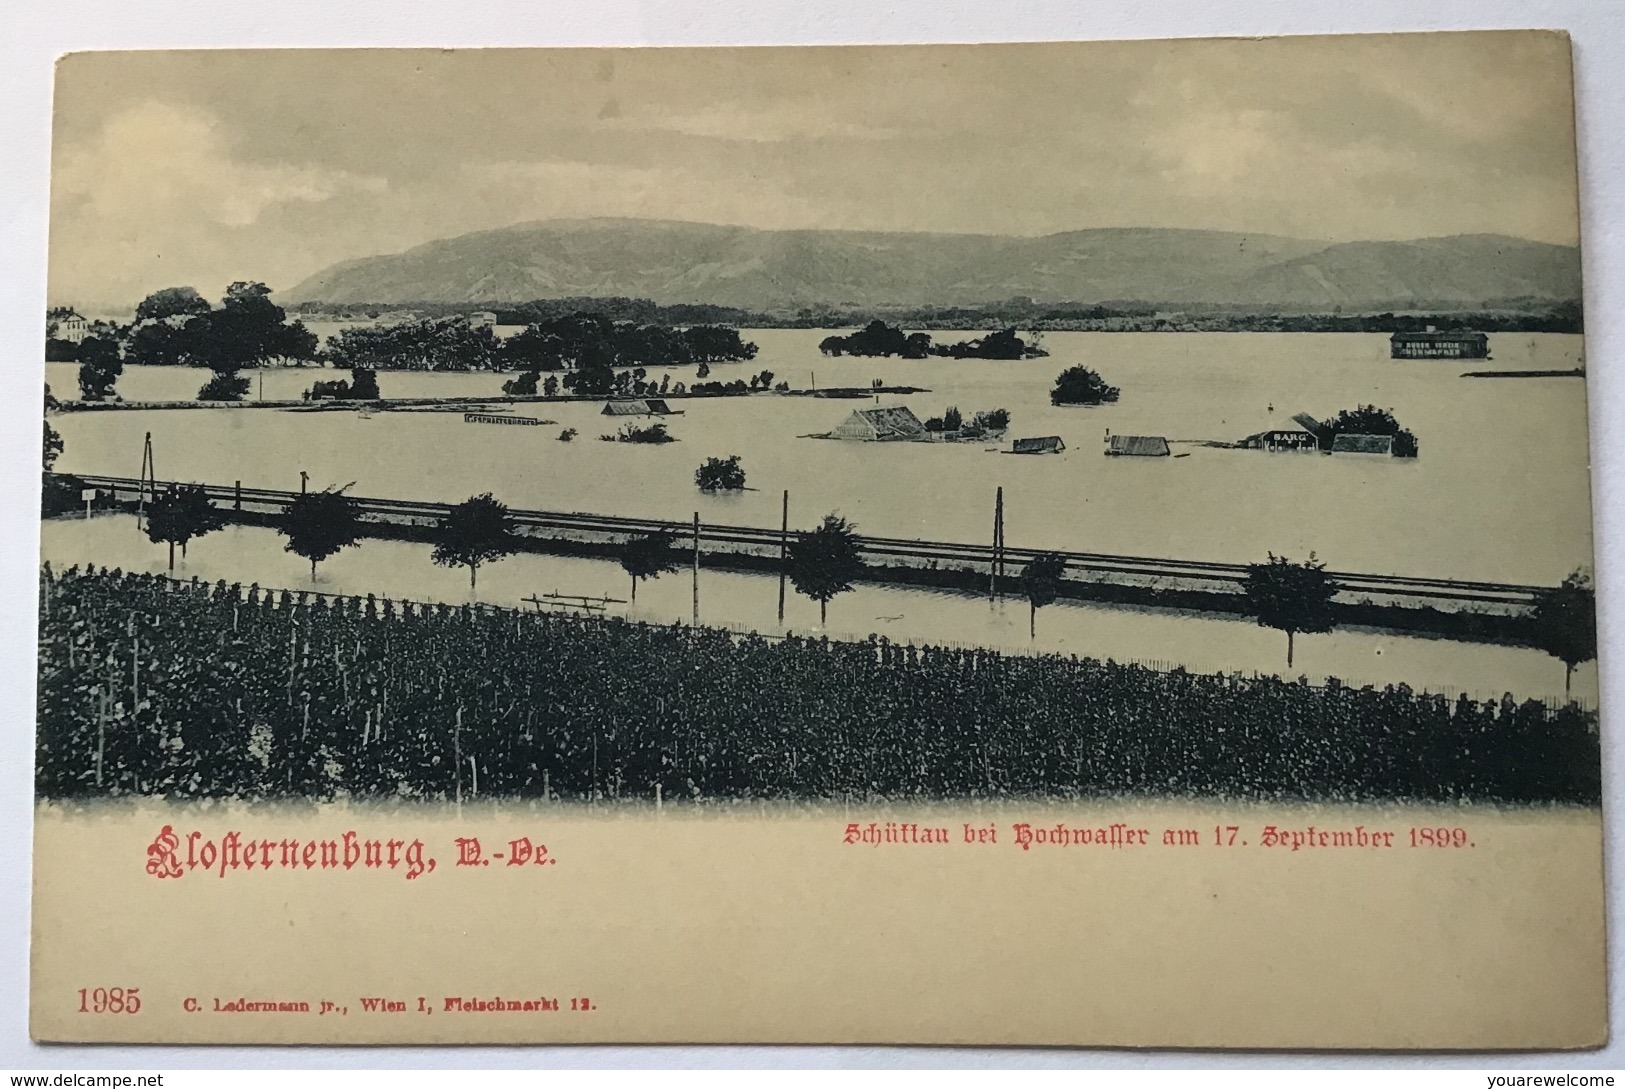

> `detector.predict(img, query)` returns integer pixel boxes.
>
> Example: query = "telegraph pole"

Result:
[136,432,155,530]
[691,512,700,626]
[991,486,1004,599]
[778,489,789,623]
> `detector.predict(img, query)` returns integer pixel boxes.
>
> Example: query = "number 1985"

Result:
[77,987,141,1014]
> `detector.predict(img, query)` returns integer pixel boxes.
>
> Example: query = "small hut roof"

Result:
[1012,435,1065,453]
[1331,433,1395,454]
[602,400,651,416]
[1290,413,1332,441]
[1106,434,1170,456]
[848,405,925,437]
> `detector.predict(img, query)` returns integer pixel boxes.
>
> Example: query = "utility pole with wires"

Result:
[136,432,156,530]
[778,489,789,624]
[990,486,1005,600]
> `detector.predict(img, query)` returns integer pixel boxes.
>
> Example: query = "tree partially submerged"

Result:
[308,367,382,401]
[145,484,225,570]
[190,281,319,399]
[819,321,932,358]
[279,487,363,582]
[787,513,865,626]
[1530,570,1597,698]
[1018,553,1066,638]
[1243,552,1337,669]
[695,455,746,492]
[618,531,681,603]
[432,493,517,591]
[603,422,675,444]
[76,335,123,401]
[197,373,252,402]
[1050,365,1120,406]
[42,384,63,471]
[934,328,1047,359]
[502,369,541,395]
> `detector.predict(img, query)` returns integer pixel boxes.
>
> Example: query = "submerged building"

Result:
[1331,433,1395,455]
[827,406,927,441]
[1104,432,1170,457]
[1238,413,1327,452]
[1011,436,1066,454]
[602,399,678,416]
[1390,329,1489,359]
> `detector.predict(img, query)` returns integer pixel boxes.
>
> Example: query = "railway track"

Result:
[65,473,1548,608]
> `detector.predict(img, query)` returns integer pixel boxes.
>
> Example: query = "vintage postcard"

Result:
[31,34,1604,1048]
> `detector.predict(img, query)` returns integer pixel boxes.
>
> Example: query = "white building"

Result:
[49,309,91,343]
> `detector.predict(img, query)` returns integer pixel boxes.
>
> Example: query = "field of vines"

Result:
[34,566,1601,805]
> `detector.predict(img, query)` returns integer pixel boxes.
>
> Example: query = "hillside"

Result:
[283,219,1581,313]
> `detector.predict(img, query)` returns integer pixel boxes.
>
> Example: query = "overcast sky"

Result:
[47,33,1580,307]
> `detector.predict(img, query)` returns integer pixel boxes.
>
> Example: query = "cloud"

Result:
[56,101,386,228]
[49,101,387,302]
[611,101,899,144]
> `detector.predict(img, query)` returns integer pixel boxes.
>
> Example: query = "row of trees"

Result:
[126,451,752,581]
[923,406,1011,435]
[1234,553,1596,693]
[327,313,758,375]
[131,476,1598,692]
[54,291,760,404]
[1022,549,1594,692]
[818,321,1046,360]
[506,364,780,400]
[133,490,1602,705]
[138,482,865,623]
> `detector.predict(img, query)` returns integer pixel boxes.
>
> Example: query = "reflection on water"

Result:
[48,331,1593,589]
[41,514,1596,705]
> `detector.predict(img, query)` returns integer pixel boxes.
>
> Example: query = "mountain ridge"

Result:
[283,219,1581,312]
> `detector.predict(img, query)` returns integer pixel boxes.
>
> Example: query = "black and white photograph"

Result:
[26,34,1609,1049]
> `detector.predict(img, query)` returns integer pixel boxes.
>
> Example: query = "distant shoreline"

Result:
[291,313,1586,336]
[1461,368,1586,379]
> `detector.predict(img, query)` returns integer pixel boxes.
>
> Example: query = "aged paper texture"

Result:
[31,33,1604,1048]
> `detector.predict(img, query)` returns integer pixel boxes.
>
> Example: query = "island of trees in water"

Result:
[51,283,320,403]
[819,321,1048,359]
[328,312,757,373]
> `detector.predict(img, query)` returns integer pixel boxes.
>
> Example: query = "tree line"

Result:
[119,471,1597,695]
[818,320,1047,360]
[48,287,760,404]
[50,283,320,403]
[328,313,757,375]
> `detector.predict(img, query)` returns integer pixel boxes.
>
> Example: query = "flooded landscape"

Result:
[48,329,1592,585]
[29,37,1607,1052]
[41,328,1597,704]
